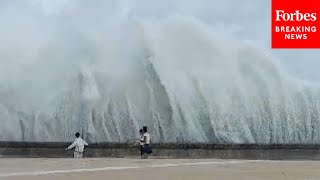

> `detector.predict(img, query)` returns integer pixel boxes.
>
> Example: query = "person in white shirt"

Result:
[66,132,88,158]
[141,126,152,158]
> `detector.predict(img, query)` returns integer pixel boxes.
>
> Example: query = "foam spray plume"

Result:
[0,0,320,144]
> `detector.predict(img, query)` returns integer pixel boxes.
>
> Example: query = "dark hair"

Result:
[75,132,80,138]
[139,129,143,133]
[143,126,147,132]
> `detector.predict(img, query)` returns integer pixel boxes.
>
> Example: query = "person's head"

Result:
[75,132,80,138]
[139,129,143,135]
[143,126,147,133]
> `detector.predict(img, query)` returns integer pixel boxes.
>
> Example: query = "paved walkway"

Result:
[0,158,319,180]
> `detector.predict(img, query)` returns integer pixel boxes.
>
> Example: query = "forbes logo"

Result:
[275,10,317,22]
[271,0,320,48]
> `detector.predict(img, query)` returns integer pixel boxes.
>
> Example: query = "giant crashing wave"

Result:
[0,16,320,144]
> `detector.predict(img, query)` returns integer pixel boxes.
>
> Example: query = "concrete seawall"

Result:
[1,142,320,160]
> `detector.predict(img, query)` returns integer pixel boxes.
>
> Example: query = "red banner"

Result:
[271,0,320,48]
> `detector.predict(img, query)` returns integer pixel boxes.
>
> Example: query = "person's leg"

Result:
[74,152,81,158]
[147,145,152,155]
[144,145,149,159]
[140,145,143,156]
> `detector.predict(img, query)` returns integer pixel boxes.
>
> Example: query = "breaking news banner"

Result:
[271,0,320,48]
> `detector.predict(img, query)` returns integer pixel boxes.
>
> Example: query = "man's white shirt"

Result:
[143,133,150,144]
[67,137,88,152]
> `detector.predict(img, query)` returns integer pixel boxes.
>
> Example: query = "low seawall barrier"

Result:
[1,142,320,160]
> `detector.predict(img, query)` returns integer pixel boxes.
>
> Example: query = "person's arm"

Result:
[143,134,147,143]
[83,139,88,146]
[66,140,76,150]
